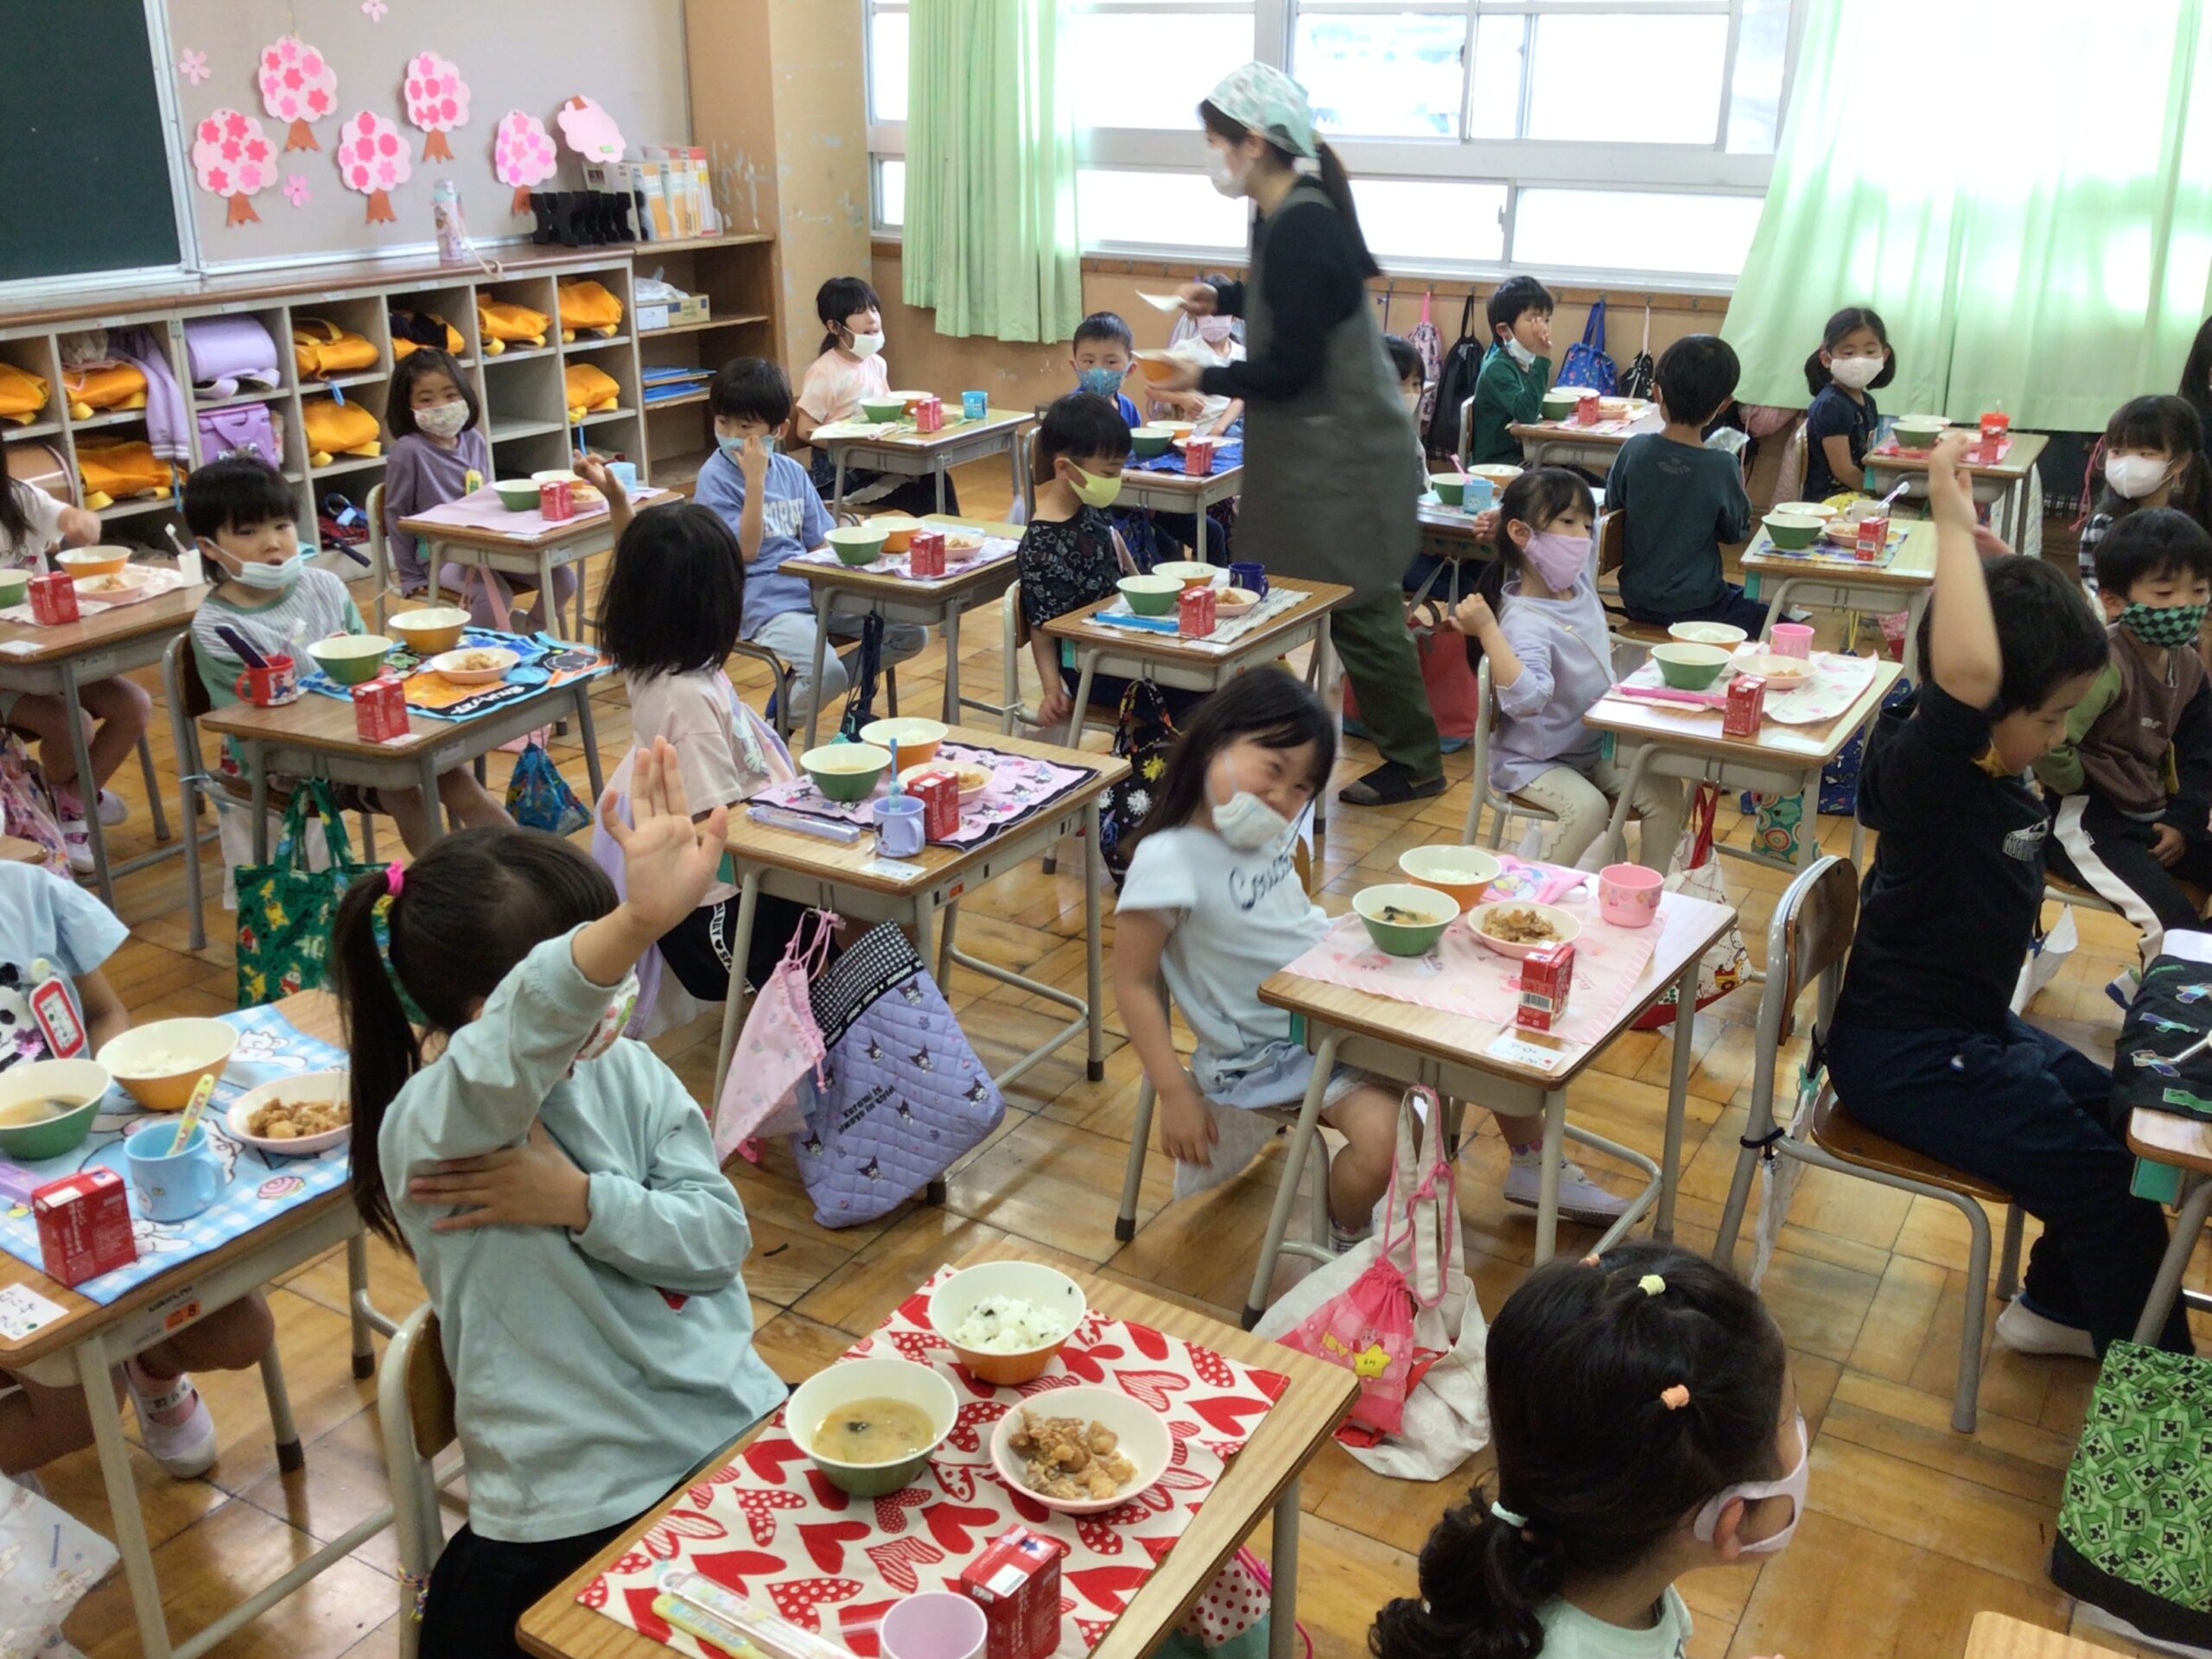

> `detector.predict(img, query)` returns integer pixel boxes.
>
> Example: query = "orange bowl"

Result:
[929,1261,1086,1386]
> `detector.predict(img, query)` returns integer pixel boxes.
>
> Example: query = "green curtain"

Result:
[1726,0,2212,431]
[903,0,1082,343]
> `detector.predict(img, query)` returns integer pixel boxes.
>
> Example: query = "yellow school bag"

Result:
[60,364,148,421]
[0,364,49,425]
[476,297,549,354]
[391,309,466,362]
[75,439,170,510]
[292,318,380,379]
[302,397,381,467]
[563,363,621,422]
[556,280,624,342]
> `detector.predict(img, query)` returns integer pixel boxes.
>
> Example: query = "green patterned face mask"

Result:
[2118,601,2209,649]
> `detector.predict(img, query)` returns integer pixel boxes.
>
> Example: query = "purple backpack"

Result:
[182,315,281,399]
[796,922,1004,1227]
[196,403,281,466]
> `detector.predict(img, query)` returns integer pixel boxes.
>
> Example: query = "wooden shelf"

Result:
[96,496,178,520]
[11,420,60,439]
[487,416,564,442]
[482,346,557,364]
[576,405,639,427]
[308,369,390,390]
[194,386,288,411]
[71,408,149,430]
[652,447,711,497]
[639,313,770,339]
[643,391,710,411]
[563,334,632,353]
[312,454,386,479]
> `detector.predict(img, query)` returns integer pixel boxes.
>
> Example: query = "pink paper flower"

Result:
[360,0,388,20]
[283,174,311,208]
[176,48,210,86]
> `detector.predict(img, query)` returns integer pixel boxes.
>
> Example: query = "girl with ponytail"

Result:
[328,740,783,1659]
[1372,1243,1802,1659]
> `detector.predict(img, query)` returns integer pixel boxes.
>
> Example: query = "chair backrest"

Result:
[1596,509,1626,579]
[407,1308,457,1457]
[1772,419,1808,510]
[167,630,214,723]
[1464,656,1497,842]
[1761,853,1859,1052]
[364,481,391,607]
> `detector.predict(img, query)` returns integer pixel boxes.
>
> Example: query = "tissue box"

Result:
[958,1527,1067,1659]
[34,1166,137,1287]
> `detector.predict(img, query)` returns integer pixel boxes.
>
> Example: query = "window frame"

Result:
[866,0,1803,288]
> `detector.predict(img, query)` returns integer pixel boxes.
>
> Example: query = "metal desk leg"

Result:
[347,1230,376,1378]
[250,745,273,866]
[802,588,836,753]
[1194,496,1209,563]
[1063,650,1102,750]
[832,449,850,518]
[1268,1478,1301,1659]
[79,1336,174,1659]
[1657,958,1698,1241]
[1758,581,1799,646]
[537,550,556,634]
[710,870,764,1105]
[934,462,947,517]
[1534,1089,1567,1266]
[1084,799,1105,1082]
[1313,618,1338,880]
[2133,1171,2212,1344]
[139,733,171,842]
[58,658,113,905]
[574,683,606,802]
[1244,1034,1338,1329]
[414,753,444,841]
[941,601,963,725]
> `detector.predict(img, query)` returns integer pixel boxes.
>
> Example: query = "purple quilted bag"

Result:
[196,402,281,466]
[181,315,281,398]
[796,922,1004,1227]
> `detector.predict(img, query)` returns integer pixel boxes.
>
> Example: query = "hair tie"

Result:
[385,860,404,897]
[1638,1273,1666,1296]
[1660,1384,1692,1411]
[1490,1501,1529,1529]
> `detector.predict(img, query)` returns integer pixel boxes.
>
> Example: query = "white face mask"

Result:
[1692,1413,1809,1558]
[2107,454,2175,500]
[1503,336,1535,370]
[1827,354,1883,391]
[413,400,469,438]
[844,328,886,359]
[574,969,641,1063]
[1211,785,1294,851]
[1401,388,1425,419]
[1205,148,1251,200]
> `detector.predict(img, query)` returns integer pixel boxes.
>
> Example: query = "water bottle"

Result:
[433,179,467,264]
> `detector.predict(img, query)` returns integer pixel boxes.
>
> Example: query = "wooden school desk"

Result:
[518,1237,1359,1659]
[1864,430,2048,546]
[1964,1611,2116,1659]
[1115,460,1246,563]
[1739,518,1937,666]
[2126,1106,2212,1344]
[1040,576,1349,872]
[0,990,396,1659]
[817,406,1033,516]
[397,488,670,641]
[709,725,1128,1104]
[0,581,198,904]
[1416,496,1495,573]
[1254,890,1738,1319]
[1584,658,1904,874]
[1504,405,1662,472]
[791,516,1022,753]
[201,671,607,863]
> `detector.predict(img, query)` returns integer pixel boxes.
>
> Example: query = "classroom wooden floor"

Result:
[41,470,2209,1659]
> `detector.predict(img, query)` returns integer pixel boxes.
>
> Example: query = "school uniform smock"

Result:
[380,929,784,1543]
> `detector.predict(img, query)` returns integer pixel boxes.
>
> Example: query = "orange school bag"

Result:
[0,364,50,425]
[563,363,620,422]
[76,439,171,507]
[302,397,381,466]
[476,297,549,353]
[292,318,379,379]
[556,279,623,341]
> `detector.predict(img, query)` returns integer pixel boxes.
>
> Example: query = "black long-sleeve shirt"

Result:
[1199,199,1369,404]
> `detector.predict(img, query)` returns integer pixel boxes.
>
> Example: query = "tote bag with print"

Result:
[235,780,378,1007]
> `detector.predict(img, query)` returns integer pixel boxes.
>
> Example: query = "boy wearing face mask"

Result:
[1468,276,1554,467]
[186,456,509,852]
[2076,394,2212,600]
[696,359,925,733]
[1071,312,1143,427]
[2038,508,2212,958]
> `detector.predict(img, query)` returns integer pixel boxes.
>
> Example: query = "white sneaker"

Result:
[55,817,93,875]
[121,1367,219,1478]
[1328,1219,1374,1256]
[1994,1297,2097,1360]
[97,790,127,827]
[1503,1150,1631,1225]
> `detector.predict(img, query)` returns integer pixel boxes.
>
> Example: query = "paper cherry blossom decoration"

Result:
[177,49,209,86]
[493,109,558,215]
[556,95,625,162]
[335,110,413,225]
[258,35,338,152]
[403,51,470,162]
[283,175,312,209]
[192,109,276,227]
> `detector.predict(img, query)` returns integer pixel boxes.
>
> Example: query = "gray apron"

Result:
[1235,180,1423,604]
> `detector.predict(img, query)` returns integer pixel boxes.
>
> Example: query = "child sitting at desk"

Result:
[1468,276,1554,468]
[792,275,955,518]
[1605,335,1762,635]
[1799,306,1892,504]
[185,456,509,855]
[696,358,925,735]
[0,861,274,1485]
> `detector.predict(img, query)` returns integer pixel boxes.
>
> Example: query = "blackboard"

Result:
[0,0,184,282]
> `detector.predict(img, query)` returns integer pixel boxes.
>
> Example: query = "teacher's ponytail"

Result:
[1313,142,1381,281]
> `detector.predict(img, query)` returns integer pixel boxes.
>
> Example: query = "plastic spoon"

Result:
[169,1072,218,1156]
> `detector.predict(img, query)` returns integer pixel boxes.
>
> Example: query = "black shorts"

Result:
[419,1514,640,1659]
[658,892,814,1002]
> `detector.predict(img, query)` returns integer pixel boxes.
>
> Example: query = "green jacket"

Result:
[1469,345,1549,466]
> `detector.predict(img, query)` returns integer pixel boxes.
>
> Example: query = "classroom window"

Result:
[1076,168,1250,255]
[1294,12,1470,139]
[876,160,906,232]
[1351,178,1507,264]
[869,3,910,124]
[1066,6,1262,130]
[1510,188,1763,278]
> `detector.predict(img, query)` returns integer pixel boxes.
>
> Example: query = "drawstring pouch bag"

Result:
[1631,783,1749,1027]
[714,908,838,1161]
[836,614,887,741]
[235,779,378,1007]
[505,736,591,834]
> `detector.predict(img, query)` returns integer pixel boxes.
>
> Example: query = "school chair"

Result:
[992,587,1122,742]
[1461,655,1651,863]
[1593,512,1670,652]
[377,1304,465,1659]
[363,483,399,630]
[162,633,378,952]
[1770,419,1809,512]
[1712,855,2024,1433]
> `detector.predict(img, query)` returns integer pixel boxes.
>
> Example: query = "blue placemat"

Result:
[1135,439,1243,476]
[0,1007,350,1305]
[297,628,607,722]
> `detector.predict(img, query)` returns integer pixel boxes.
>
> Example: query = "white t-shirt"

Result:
[797,349,892,426]
[2,480,65,569]
[623,668,792,906]
[1116,822,1326,1096]
[0,859,126,1071]
[1535,1589,1692,1659]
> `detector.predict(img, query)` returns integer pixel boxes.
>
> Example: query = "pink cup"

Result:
[880,1593,988,1659]
[1598,862,1664,929]
[1770,622,1815,659]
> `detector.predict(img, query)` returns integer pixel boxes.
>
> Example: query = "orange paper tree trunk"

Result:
[285,119,318,151]
[226,193,260,226]
[511,184,535,215]
[365,189,397,225]
[423,130,454,162]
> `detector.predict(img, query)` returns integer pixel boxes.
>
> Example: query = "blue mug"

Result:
[874,794,925,858]
[126,1122,222,1223]
[961,391,988,422]
[607,461,639,494]
[1462,476,1496,512]
[1229,561,1267,595]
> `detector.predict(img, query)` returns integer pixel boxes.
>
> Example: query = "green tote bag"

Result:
[234,780,379,1007]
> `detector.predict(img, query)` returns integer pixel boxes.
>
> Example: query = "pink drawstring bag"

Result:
[711,909,836,1162]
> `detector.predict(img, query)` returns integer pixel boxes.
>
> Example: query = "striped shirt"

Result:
[191,567,365,710]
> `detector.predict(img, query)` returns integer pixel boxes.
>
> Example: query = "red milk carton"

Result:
[29,570,79,626]
[1723,672,1767,739]
[1185,436,1215,476]
[1979,408,2010,446]
[1852,508,1889,562]
[538,480,575,521]
[914,394,944,433]
[1517,940,1575,1033]
[908,528,947,577]
[1179,584,1217,637]
[958,1526,1068,1659]
[352,673,408,742]
[1576,393,1601,425]
[909,768,960,841]
[34,1166,137,1287]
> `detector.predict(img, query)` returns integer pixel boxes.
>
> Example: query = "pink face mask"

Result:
[1692,1412,1808,1556]
[1198,316,1236,345]
[1521,530,1588,593]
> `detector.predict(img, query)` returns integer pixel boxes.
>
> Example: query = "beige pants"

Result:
[1513,755,1689,872]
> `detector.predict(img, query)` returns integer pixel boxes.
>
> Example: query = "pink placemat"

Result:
[1872,435,2012,463]
[405,484,669,538]
[1284,893,1662,1046]
[0,567,184,626]
[791,534,1019,580]
[576,1267,1288,1657]
[756,742,1092,849]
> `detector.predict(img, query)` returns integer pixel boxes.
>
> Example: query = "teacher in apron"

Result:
[1154,62,1442,807]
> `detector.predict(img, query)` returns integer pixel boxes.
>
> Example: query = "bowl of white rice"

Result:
[930,1260,1087,1385]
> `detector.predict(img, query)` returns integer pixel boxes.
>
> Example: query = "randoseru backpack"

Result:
[1427,295,1488,461]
